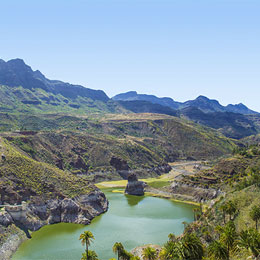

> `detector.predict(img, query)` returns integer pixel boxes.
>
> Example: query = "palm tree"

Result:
[225,201,237,221]
[120,249,132,260]
[81,250,99,260]
[142,246,157,260]
[239,228,260,258]
[168,233,176,242]
[208,240,229,260]
[181,233,204,260]
[220,203,228,224]
[113,242,124,260]
[219,221,238,256]
[159,241,182,260]
[79,231,95,260]
[250,205,260,230]
[193,208,200,221]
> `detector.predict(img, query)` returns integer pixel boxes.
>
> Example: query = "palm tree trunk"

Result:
[86,242,88,260]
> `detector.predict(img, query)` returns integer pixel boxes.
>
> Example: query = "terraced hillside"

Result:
[182,145,260,259]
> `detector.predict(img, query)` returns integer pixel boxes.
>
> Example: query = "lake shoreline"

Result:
[11,189,195,260]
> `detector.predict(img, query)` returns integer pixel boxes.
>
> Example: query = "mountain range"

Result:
[0,58,259,139]
[112,91,258,115]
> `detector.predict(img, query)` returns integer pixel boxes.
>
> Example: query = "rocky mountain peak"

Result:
[0,58,109,102]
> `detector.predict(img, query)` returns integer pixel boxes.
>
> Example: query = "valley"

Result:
[0,58,259,260]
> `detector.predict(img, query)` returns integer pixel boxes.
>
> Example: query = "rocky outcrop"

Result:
[0,232,27,260]
[0,211,13,227]
[0,190,108,232]
[150,164,171,175]
[110,156,130,179]
[110,156,129,171]
[125,173,146,196]
[170,181,222,202]
[69,155,88,173]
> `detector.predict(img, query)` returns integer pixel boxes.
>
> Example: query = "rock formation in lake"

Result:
[125,173,146,196]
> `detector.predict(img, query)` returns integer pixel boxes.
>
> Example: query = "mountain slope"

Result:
[113,92,259,139]
[0,59,108,101]
[117,100,177,116]
[0,113,236,177]
[0,137,108,233]
[0,84,122,114]
[0,59,124,114]
[179,106,258,139]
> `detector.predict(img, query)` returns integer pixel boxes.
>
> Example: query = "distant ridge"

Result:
[113,91,258,115]
[113,91,181,110]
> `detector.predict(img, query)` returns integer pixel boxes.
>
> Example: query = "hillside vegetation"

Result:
[0,113,237,180]
[0,137,96,205]
[0,85,124,115]
[181,145,260,259]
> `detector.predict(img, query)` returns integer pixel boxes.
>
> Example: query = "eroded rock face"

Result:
[151,164,172,175]
[170,181,221,202]
[110,156,129,171]
[0,211,13,227]
[0,190,108,232]
[125,173,146,196]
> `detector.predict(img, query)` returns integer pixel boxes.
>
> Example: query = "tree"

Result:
[181,233,204,260]
[250,205,260,230]
[239,228,260,258]
[220,203,228,224]
[193,208,200,221]
[120,249,133,260]
[225,201,237,221]
[142,247,157,260]
[81,250,99,260]
[168,233,176,242]
[217,221,238,256]
[79,231,95,260]
[159,241,182,260]
[113,242,124,260]
[208,240,229,260]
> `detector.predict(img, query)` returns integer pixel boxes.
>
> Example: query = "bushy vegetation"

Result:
[0,138,95,203]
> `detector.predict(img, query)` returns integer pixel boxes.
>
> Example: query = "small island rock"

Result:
[125,173,146,196]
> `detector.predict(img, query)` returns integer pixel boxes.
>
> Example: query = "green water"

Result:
[13,189,195,260]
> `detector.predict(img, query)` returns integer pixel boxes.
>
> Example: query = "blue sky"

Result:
[0,0,259,111]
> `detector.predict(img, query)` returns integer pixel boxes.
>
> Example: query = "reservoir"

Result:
[13,189,195,260]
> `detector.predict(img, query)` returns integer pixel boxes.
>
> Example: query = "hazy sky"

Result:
[0,0,259,111]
